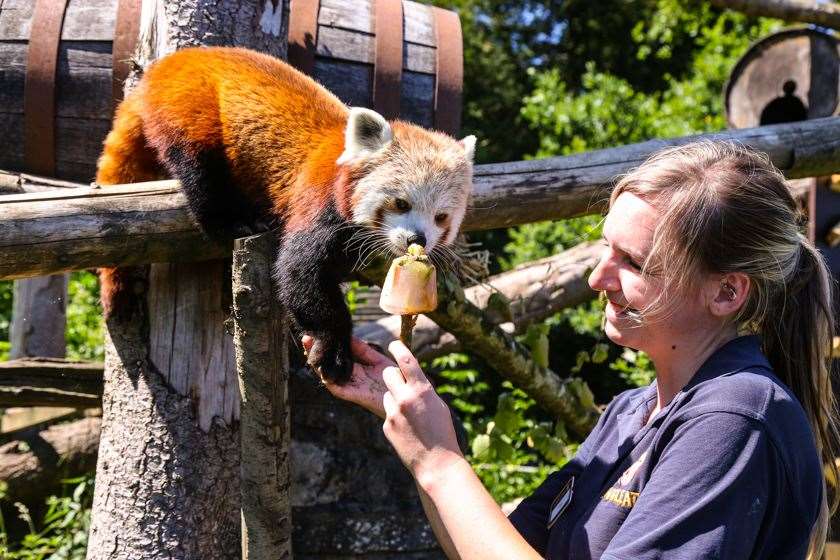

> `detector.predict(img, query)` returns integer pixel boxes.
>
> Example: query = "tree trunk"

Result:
[87,264,242,560]
[86,2,287,559]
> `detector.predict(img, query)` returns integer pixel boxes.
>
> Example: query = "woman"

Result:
[303,141,838,559]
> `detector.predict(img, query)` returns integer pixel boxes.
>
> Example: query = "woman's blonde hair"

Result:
[611,141,838,557]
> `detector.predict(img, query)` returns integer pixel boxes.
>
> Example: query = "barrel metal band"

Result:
[25,0,70,177]
[433,7,463,136]
[373,0,403,120]
[112,0,143,107]
[288,0,319,75]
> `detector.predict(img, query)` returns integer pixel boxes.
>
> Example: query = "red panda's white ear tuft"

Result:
[337,107,392,165]
[459,135,476,162]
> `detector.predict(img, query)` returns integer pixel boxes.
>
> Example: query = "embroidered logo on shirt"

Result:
[602,487,639,509]
[547,477,574,529]
[602,451,647,509]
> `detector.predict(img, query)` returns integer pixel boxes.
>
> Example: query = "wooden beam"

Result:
[0,358,103,407]
[709,0,840,30]
[1,117,839,280]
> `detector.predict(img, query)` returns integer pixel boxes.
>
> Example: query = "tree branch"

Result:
[709,0,840,30]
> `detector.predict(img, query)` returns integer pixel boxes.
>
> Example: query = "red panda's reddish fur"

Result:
[97,48,359,230]
[96,47,357,314]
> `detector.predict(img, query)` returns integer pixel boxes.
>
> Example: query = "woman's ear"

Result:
[709,272,750,318]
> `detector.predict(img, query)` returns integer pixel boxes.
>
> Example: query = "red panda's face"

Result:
[337,109,476,265]
[350,133,474,257]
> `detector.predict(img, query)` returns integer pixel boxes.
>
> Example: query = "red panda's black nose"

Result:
[407,233,426,248]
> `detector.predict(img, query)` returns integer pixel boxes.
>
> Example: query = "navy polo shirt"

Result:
[509,335,822,559]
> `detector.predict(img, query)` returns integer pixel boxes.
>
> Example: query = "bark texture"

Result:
[86,265,241,560]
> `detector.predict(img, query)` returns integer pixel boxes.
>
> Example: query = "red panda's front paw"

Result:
[306,337,353,385]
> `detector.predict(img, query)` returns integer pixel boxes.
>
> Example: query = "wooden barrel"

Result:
[0,0,140,182]
[725,28,839,128]
[288,0,463,135]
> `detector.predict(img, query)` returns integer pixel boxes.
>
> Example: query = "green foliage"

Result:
[500,215,603,270]
[433,353,575,502]
[611,347,657,388]
[0,282,11,345]
[521,5,780,157]
[0,274,104,362]
[65,272,104,362]
[0,476,93,560]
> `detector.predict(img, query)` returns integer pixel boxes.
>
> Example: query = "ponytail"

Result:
[761,238,838,559]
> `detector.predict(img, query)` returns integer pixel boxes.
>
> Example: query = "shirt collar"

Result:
[683,334,772,391]
[616,335,770,441]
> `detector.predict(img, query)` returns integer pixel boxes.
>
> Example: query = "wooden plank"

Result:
[147,259,239,431]
[61,0,118,41]
[0,112,119,181]
[466,116,840,230]
[0,43,113,117]
[0,0,116,40]
[0,0,34,40]
[318,0,436,47]
[314,58,372,108]
[0,43,27,113]
[317,25,435,74]
[56,41,113,120]
[2,118,840,279]
[400,70,434,127]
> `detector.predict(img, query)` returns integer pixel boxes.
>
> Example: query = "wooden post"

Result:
[233,233,292,559]
[10,274,67,359]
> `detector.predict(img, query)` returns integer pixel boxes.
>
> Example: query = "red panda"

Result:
[96,46,475,383]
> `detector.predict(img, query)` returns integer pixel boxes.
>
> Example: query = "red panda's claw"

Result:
[306,337,353,385]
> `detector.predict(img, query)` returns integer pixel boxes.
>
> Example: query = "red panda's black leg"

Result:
[164,144,273,241]
[275,209,356,384]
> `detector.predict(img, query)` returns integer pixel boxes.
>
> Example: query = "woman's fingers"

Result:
[383,390,398,417]
[382,365,408,397]
[387,340,428,385]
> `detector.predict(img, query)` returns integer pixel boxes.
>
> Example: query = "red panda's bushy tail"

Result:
[96,92,164,318]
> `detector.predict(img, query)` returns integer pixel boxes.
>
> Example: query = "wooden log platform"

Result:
[0,358,103,407]
[1,117,839,280]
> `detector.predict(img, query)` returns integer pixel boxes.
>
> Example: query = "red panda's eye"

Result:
[394,198,411,212]
[435,213,448,224]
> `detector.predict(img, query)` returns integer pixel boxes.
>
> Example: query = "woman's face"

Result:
[588,192,715,356]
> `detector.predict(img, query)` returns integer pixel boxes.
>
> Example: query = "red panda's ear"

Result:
[337,108,393,165]
[459,135,476,162]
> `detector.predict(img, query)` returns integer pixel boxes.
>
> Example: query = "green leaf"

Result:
[472,434,491,459]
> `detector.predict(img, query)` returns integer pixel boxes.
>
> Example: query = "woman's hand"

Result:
[302,335,392,419]
[381,340,464,483]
